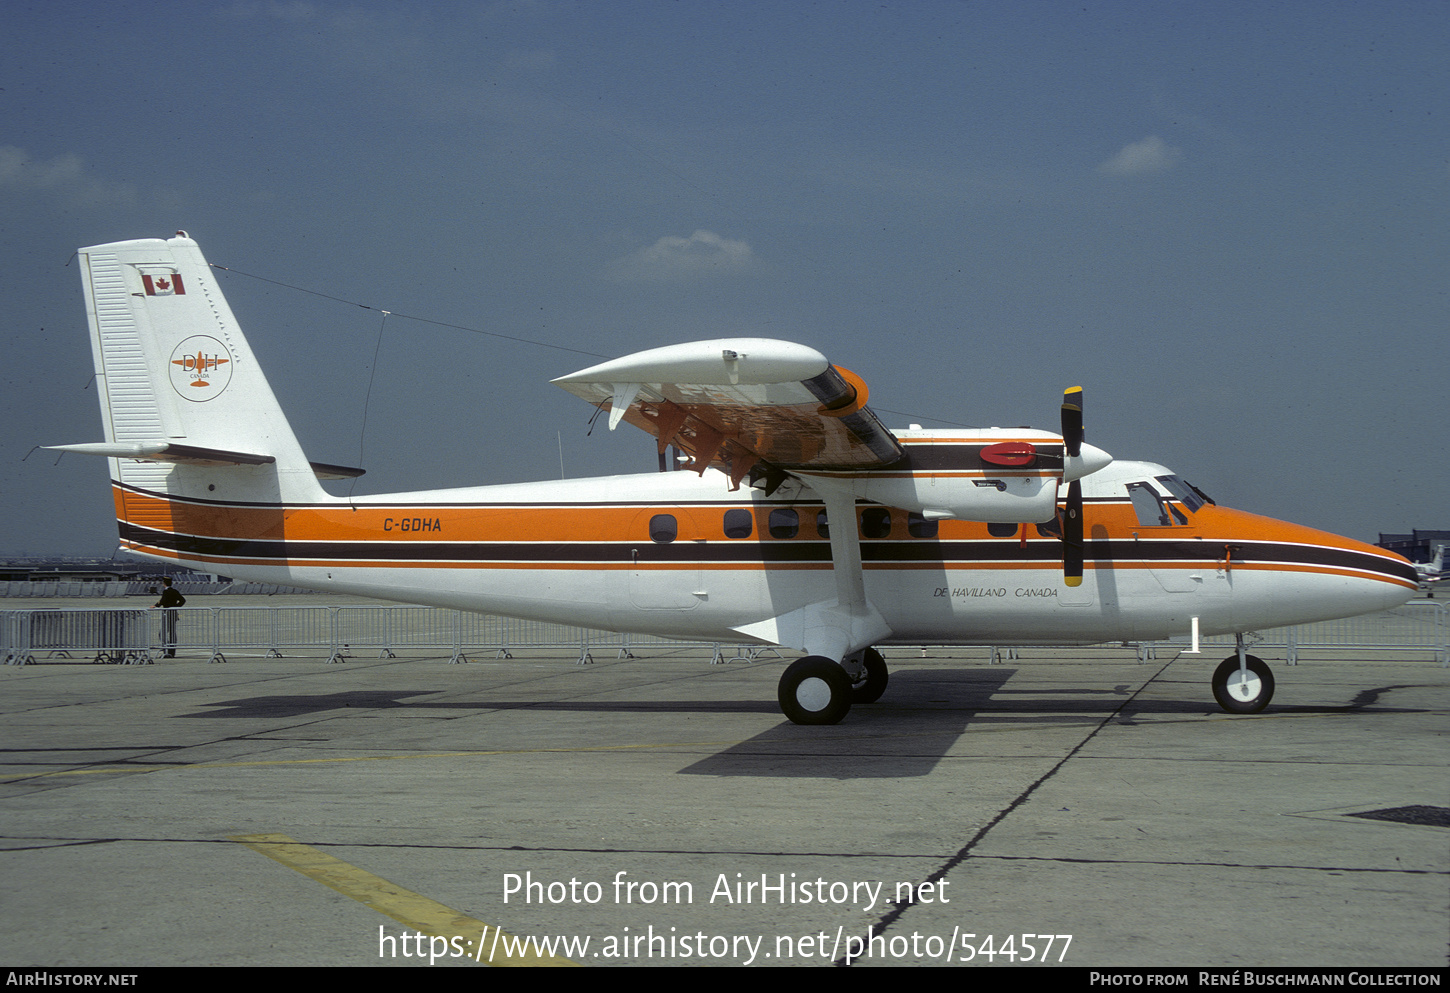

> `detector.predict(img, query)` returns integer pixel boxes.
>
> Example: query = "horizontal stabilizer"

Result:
[45,442,363,479]
[45,442,274,467]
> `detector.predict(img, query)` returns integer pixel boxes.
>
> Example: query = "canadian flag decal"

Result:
[141,273,186,296]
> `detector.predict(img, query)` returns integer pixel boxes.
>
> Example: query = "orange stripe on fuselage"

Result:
[114,485,651,543]
[111,484,1411,585]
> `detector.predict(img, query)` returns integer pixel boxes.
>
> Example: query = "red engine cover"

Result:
[980,441,1037,467]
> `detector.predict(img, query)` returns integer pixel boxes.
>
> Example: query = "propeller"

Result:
[1061,387,1085,587]
[1061,386,1083,460]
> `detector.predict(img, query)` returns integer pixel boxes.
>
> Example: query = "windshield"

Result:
[1154,474,1206,513]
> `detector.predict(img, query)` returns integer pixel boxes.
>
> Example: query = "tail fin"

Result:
[53,233,331,551]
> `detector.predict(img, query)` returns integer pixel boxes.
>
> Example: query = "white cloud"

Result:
[608,229,755,282]
[1097,136,1182,177]
[0,146,138,207]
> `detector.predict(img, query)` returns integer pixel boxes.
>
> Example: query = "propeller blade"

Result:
[1061,386,1083,459]
[1063,479,1084,587]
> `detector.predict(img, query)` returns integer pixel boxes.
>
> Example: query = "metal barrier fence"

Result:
[0,604,760,666]
[0,580,315,598]
[1152,600,1447,665]
[3,600,1446,666]
[2,608,155,664]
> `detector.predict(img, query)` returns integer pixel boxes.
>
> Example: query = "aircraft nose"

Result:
[1222,515,1421,629]
[1064,442,1112,482]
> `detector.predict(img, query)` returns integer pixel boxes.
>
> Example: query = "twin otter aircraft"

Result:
[53,233,1417,723]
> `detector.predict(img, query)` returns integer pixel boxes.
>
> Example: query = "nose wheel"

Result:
[1211,654,1275,714]
[778,656,853,725]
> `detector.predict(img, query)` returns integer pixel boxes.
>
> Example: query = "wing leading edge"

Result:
[552,338,904,487]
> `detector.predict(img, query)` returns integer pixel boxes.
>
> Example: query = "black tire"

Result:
[1212,655,1275,714]
[850,647,889,704]
[778,656,853,725]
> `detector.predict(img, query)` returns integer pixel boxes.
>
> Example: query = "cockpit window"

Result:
[1154,475,1204,513]
[1127,482,1175,527]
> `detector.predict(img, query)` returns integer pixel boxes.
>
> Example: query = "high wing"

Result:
[555,338,1112,528]
[552,339,904,487]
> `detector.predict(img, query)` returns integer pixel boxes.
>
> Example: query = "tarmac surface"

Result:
[1,617,1447,968]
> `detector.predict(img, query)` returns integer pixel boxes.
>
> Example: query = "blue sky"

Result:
[2,1,1446,556]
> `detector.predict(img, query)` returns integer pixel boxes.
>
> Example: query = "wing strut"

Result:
[820,485,869,616]
[732,478,891,662]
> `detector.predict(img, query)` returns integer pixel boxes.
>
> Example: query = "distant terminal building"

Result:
[0,557,309,597]
[0,558,220,585]
[1377,530,1449,563]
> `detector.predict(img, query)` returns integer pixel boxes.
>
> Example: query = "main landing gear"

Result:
[850,647,889,704]
[777,648,889,725]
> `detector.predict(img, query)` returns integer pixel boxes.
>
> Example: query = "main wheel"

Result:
[778,656,853,725]
[850,647,889,704]
[1211,655,1275,714]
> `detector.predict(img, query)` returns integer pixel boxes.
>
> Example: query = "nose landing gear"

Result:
[1211,653,1275,714]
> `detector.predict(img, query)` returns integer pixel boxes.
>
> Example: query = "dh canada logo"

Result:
[168,335,233,401]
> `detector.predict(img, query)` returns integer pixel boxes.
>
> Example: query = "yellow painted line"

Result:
[231,833,577,967]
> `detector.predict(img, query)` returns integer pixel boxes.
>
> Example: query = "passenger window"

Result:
[1126,482,1173,527]
[986,522,1018,538]
[907,512,938,539]
[816,511,829,539]
[1036,517,1062,538]
[769,508,799,539]
[723,509,753,539]
[861,508,891,539]
[649,514,678,543]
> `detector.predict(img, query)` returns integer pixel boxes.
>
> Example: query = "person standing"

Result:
[151,577,186,657]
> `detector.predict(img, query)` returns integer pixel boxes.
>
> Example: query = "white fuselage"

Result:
[113,459,1417,651]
